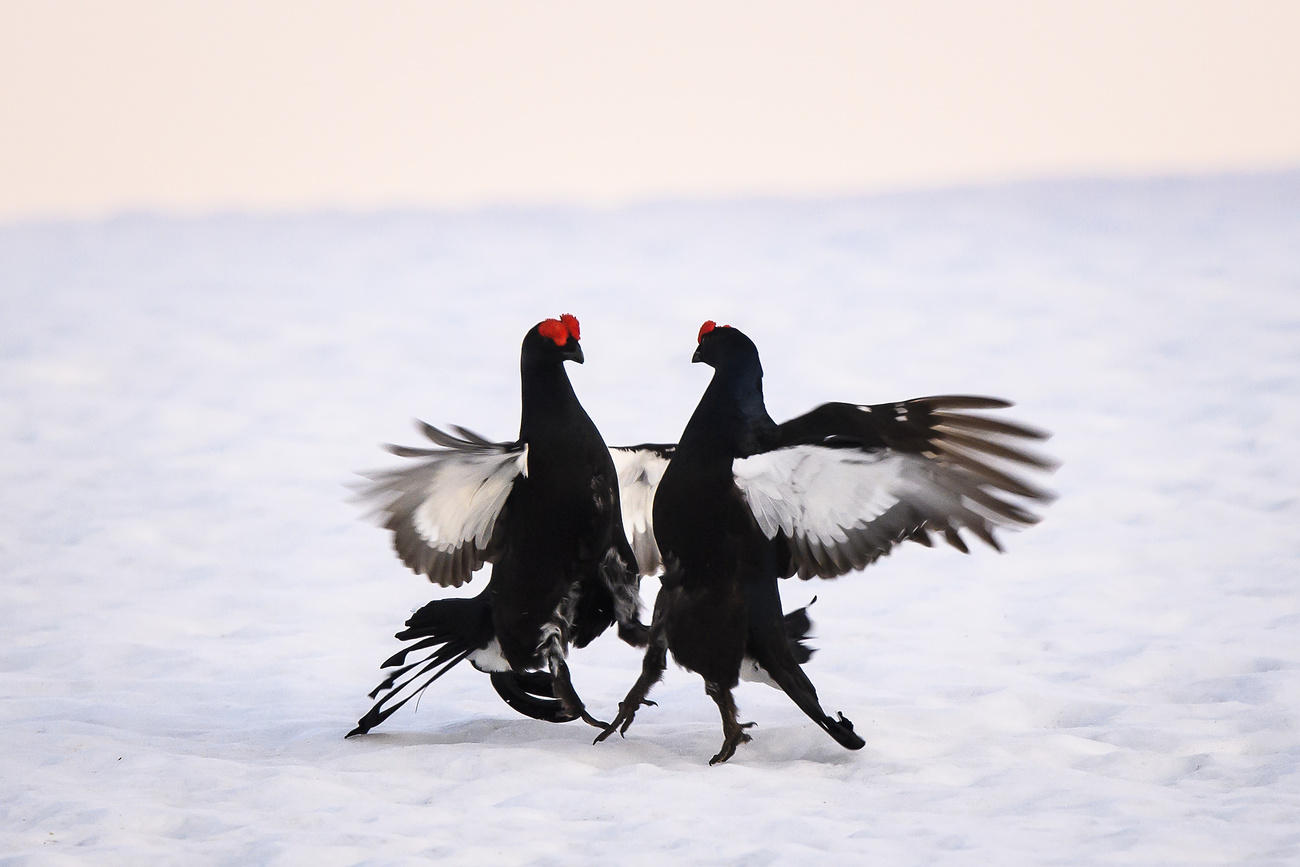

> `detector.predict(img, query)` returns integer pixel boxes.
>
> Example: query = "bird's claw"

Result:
[708,720,756,764]
[709,728,754,765]
[593,699,644,745]
[593,717,625,744]
[576,709,611,730]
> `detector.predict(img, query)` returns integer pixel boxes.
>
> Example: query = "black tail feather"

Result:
[381,634,450,669]
[490,671,579,723]
[347,647,473,737]
[784,596,817,665]
[347,592,494,737]
[748,592,865,752]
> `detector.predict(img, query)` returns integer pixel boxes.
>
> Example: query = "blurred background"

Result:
[3,0,1298,220]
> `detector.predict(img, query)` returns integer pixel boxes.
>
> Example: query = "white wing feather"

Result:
[406,449,527,553]
[361,431,527,586]
[735,445,912,545]
[609,446,671,575]
[733,443,1022,578]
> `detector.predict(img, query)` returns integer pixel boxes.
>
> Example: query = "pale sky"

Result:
[2,0,1298,219]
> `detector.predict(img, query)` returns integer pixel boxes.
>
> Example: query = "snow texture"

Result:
[2,173,1298,865]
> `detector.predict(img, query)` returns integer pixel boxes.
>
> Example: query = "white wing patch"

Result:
[733,443,999,578]
[735,445,910,548]
[360,430,528,587]
[609,446,671,575]
[406,450,528,553]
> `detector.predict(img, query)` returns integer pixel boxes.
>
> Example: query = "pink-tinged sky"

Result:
[2,0,1298,219]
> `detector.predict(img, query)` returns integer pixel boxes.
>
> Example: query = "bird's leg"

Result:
[594,625,667,744]
[704,681,756,765]
[537,589,608,730]
[600,548,650,647]
[596,584,673,743]
[546,653,609,730]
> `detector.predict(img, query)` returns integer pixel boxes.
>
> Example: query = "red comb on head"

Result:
[560,313,580,341]
[538,318,569,346]
[698,320,730,343]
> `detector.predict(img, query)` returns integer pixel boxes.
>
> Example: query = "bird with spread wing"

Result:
[347,315,647,737]
[597,321,1056,764]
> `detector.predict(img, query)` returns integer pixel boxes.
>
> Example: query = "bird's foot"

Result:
[542,654,610,730]
[593,698,645,744]
[709,721,756,766]
[567,702,610,731]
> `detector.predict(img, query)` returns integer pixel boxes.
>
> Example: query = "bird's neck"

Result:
[679,366,777,459]
[519,362,588,443]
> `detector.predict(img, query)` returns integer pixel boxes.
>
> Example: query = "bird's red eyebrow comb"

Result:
[538,319,569,346]
[698,320,731,342]
[560,314,580,341]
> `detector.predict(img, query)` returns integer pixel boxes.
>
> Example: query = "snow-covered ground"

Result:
[2,173,1298,864]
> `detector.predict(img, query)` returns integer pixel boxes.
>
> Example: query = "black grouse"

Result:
[596,321,1055,763]
[348,315,646,737]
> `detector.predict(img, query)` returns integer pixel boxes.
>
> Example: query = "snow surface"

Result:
[2,173,1299,865]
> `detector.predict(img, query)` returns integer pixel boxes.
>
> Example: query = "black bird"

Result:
[597,321,1055,763]
[348,315,646,737]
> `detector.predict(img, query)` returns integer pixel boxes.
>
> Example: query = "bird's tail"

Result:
[347,590,586,736]
[758,596,867,752]
[347,592,493,737]
[783,596,817,665]
[488,670,580,723]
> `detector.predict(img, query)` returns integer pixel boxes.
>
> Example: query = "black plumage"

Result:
[348,315,646,737]
[597,322,1055,763]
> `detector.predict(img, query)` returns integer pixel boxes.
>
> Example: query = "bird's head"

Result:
[693,320,762,375]
[524,313,584,366]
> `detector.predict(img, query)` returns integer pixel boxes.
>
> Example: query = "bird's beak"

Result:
[571,343,585,364]
[691,347,702,363]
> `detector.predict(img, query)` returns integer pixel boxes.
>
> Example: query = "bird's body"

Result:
[486,356,627,667]
[599,322,1054,763]
[348,316,644,737]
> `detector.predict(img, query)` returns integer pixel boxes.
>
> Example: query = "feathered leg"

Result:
[546,652,608,729]
[602,545,650,648]
[537,588,609,729]
[594,628,666,743]
[704,681,756,765]
[594,588,670,743]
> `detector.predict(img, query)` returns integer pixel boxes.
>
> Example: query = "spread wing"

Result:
[359,422,527,587]
[609,444,675,576]
[734,395,1056,579]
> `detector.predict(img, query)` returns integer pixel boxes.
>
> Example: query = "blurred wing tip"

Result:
[943,528,970,554]
[931,412,1052,442]
[450,424,493,444]
[917,395,1015,410]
